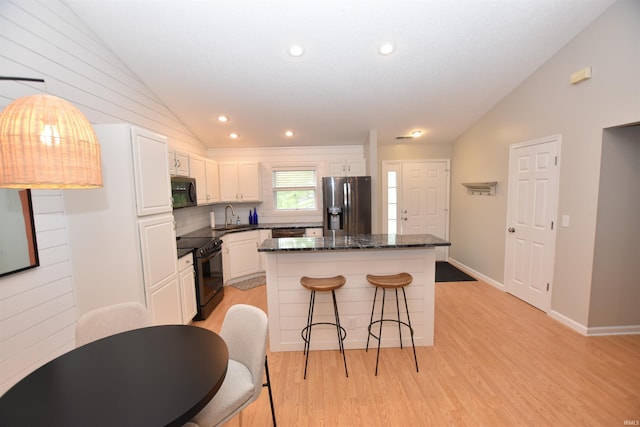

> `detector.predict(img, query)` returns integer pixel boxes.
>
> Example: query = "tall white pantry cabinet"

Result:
[64,124,182,325]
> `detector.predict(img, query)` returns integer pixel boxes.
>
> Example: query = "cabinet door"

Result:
[131,127,172,216]
[168,149,177,176]
[205,159,220,203]
[138,214,178,289]
[189,156,208,205]
[178,256,197,324]
[238,162,262,201]
[222,231,260,282]
[150,276,183,325]
[219,162,240,201]
[175,151,190,176]
[227,239,260,279]
[346,159,366,176]
[328,160,366,176]
[328,161,347,176]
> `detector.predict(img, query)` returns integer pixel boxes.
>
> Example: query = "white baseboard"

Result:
[585,324,640,336]
[548,310,589,335]
[445,259,640,337]
[446,258,504,290]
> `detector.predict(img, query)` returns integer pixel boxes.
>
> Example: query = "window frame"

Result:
[270,165,321,215]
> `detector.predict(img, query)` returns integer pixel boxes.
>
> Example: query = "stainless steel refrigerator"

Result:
[322,176,371,237]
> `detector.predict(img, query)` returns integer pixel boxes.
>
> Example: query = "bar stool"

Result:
[300,275,348,379]
[365,272,418,375]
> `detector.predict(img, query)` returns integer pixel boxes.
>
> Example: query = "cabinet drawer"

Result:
[305,228,323,237]
[178,253,194,271]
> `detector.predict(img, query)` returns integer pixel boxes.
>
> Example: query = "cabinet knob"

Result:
[508,227,516,233]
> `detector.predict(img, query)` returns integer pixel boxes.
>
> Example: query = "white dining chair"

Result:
[187,304,276,427]
[75,301,152,347]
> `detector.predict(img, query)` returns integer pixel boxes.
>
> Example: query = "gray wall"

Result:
[449,0,640,328]
[590,125,640,327]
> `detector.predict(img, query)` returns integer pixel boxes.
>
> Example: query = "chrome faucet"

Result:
[225,205,236,226]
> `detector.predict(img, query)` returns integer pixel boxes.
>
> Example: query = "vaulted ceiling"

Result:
[64,0,614,149]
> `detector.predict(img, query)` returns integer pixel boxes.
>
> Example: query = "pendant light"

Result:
[0,77,102,189]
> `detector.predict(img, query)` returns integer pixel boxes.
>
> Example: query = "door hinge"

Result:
[546,283,550,291]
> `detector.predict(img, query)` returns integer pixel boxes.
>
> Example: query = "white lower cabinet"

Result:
[178,254,197,323]
[222,230,261,283]
[149,276,182,325]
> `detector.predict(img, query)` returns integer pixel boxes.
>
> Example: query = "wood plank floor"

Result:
[193,280,640,426]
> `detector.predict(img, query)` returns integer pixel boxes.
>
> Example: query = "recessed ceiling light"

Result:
[378,43,395,55]
[411,130,422,138]
[229,133,239,139]
[284,130,295,137]
[289,45,304,57]
[217,115,229,123]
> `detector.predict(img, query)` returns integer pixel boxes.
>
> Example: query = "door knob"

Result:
[508,227,516,233]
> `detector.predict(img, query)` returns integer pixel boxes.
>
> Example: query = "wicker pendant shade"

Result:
[0,94,102,189]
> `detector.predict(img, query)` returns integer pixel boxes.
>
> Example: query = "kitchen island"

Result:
[258,234,450,352]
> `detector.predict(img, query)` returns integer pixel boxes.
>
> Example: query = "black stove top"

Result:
[177,233,223,258]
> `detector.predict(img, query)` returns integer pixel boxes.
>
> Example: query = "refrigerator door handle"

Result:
[343,181,350,233]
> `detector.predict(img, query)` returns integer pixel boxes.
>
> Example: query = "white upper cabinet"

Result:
[205,159,220,204]
[168,147,189,176]
[190,156,220,205]
[327,159,366,176]
[131,127,173,216]
[219,161,262,202]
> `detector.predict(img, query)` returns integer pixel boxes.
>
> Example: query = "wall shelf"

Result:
[462,181,497,196]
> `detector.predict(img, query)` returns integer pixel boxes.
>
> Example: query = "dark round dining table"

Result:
[0,325,228,427]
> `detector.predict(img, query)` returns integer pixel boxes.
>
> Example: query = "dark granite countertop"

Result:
[258,234,451,252]
[179,222,323,241]
[177,248,194,259]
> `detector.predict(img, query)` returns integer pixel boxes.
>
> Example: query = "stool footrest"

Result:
[302,323,347,349]
[367,319,414,343]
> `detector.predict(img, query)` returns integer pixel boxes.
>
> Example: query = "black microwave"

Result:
[171,176,197,208]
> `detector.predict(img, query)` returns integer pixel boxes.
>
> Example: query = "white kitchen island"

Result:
[258,234,450,352]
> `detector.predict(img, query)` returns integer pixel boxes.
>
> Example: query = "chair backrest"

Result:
[219,304,269,399]
[75,302,152,347]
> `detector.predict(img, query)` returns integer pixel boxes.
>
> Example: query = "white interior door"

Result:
[504,135,560,312]
[382,160,450,261]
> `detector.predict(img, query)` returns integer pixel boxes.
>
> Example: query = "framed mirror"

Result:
[0,189,39,277]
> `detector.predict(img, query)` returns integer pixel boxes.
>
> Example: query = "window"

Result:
[272,168,317,211]
[387,171,398,233]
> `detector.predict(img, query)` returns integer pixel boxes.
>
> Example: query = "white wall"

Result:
[448,0,640,329]
[0,0,205,394]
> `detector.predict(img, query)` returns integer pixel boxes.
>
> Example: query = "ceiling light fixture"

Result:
[288,45,304,57]
[229,133,239,139]
[411,130,422,138]
[0,76,102,189]
[378,43,395,55]
[284,130,295,137]
[217,115,229,123]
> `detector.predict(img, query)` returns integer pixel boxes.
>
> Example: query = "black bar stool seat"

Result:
[365,272,419,375]
[300,275,348,379]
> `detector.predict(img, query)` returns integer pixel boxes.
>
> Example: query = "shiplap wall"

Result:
[0,0,205,394]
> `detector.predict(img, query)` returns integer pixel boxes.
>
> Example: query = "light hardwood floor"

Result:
[193,279,640,426]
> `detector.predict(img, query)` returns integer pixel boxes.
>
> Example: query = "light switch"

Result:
[561,215,570,227]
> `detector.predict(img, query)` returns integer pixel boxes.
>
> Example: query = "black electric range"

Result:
[176,230,224,320]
